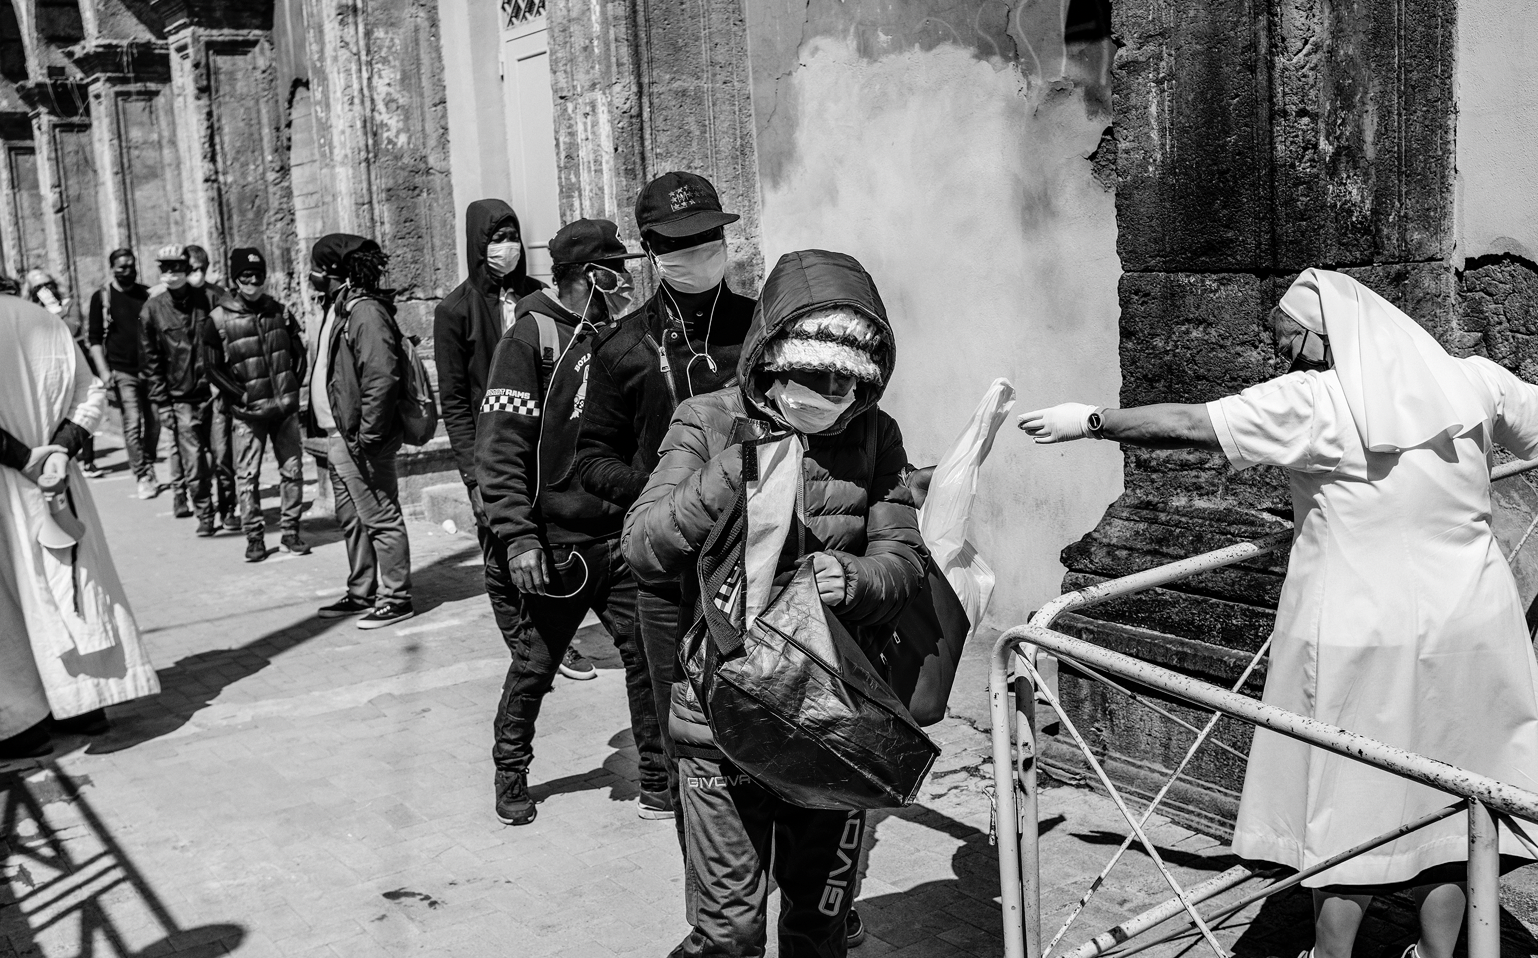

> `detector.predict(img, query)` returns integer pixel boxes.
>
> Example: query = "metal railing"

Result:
[988,456,1538,958]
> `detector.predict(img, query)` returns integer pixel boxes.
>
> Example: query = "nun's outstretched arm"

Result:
[1018,402,1220,451]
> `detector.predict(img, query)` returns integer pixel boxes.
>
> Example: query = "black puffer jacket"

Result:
[434,199,544,488]
[622,249,926,751]
[140,286,214,405]
[202,292,307,421]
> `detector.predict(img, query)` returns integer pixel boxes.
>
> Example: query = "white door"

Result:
[500,0,560,285]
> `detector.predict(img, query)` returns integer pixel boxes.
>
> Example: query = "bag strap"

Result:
[696,466,749,657]
[532,312,559,366]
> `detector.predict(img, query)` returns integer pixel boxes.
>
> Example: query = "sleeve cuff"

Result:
[1205,399,1257,471]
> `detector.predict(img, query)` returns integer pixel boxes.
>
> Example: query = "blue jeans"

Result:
[110,370,160,480]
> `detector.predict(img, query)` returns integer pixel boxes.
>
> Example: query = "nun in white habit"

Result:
[1019,268,1538,958]
[0,292,159,759]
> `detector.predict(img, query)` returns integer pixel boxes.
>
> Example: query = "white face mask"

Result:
[653,239,727,294]
[486,241,522,277]
[188,269,206,289]
[767,379,857,435]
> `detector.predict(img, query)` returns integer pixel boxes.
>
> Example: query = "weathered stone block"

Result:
[1462,254,1538,380]
[1112,0,1268,271]
[1118,271,1273,406]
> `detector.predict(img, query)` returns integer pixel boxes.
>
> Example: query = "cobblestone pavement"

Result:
[5,435,1538,957]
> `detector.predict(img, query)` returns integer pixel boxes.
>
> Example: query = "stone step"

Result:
[420,482,476,532]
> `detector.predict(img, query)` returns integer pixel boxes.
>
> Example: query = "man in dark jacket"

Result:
[574,172,757,827]
[434,203,606,678]
[305,235,414,629]
[88,249,159,500]
[624,249,925,958]
[474,218,669,826]
[140,244,219,533]
[203,248,310,563]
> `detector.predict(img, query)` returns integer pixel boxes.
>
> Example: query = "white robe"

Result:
[1212,360,1538,886]
[0,296,158,738]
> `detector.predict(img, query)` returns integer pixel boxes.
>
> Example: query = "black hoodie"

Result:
[433,199,544,487]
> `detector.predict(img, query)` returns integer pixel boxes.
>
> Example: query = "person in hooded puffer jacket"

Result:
[624,250,926,958]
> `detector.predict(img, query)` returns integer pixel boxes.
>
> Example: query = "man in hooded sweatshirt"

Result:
[203,248,309,563]
[434,201,597,680]
[623,249,926,957]
[574,171,757,829]
[474,217,669,826]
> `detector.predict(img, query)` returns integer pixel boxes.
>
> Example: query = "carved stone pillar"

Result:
[18,80,106,294]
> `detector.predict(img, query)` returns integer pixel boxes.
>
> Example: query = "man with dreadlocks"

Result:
[304,234,415,629]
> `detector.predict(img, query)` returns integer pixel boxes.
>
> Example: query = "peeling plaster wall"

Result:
[744,1,1123,629]
[1456,0,1538,263]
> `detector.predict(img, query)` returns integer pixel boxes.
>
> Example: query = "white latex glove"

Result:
[21,445,66,485]
[38,452,70,493]
[1017,403,1098,444]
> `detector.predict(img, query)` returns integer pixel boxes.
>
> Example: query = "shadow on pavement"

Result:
[0,761,245,957]
[89,545,485,755]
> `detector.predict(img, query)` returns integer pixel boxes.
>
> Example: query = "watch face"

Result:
[1088,413,1103,430]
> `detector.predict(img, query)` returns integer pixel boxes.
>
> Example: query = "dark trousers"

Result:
[639,588,686,841]
[672,754,864,958]
[327,436,411,604]
[211,400,235,516]
[234,414,304,534]
[483,529,664,790]
[110,371,160,481]
[160,399,214,519]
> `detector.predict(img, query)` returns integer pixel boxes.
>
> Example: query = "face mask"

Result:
[767,378,857,435]
[164,273,188,292]
[238,279,265,301]
[35,286,62,313]
[486,241,522,277]
[188,269,206,289]
[309,270,332,293]
[1282,328,1332,372]
[589,265,634,319]
[653,239,727,295]
[113,265,137,285]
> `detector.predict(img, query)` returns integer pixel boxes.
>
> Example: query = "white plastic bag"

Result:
[918,378,1016,640]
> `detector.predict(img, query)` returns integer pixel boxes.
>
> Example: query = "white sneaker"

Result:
[137,477,160,500]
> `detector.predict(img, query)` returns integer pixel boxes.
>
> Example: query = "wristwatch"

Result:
[1086,407,1107,440]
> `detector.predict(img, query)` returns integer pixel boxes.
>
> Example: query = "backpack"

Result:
[341,294,439,446]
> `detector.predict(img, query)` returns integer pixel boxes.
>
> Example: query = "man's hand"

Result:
[21,445,66,486]
[1017,403,1098,444]
[509,547,549,595]
[811,552,846,607]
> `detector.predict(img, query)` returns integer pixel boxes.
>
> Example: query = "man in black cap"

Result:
[304,233,415,629]
[203,247,310,563]
[140,244,218,533]
[474,217,669,826]
[574,172,757,840]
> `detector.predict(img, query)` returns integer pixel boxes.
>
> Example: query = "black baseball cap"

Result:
[229,247,267,282]
[634,172,740,238]
[550,219,644,266]
[311,234,379,274]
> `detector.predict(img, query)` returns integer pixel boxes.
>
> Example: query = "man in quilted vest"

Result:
[203,248,309,563]
[623,249,926,958]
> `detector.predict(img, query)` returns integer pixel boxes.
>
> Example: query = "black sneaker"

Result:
[847,908,866,947]
[357,601,415,630]
[495,770,537,825]
[245,535,267,563]
[318,595,373,618]
[172,495,192,519]
[195,516,216,537]
[222,513,241,533]
[280,533,311,556]
[558,646,597,680]
[637,788,675,820]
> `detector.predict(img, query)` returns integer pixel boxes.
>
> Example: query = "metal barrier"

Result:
[988,456,1538,958]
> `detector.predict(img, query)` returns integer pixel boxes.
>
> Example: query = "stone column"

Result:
[18,80,107,295]
[0,110,48,277]
[1049,0,1462,834]
[548,0,763,288]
